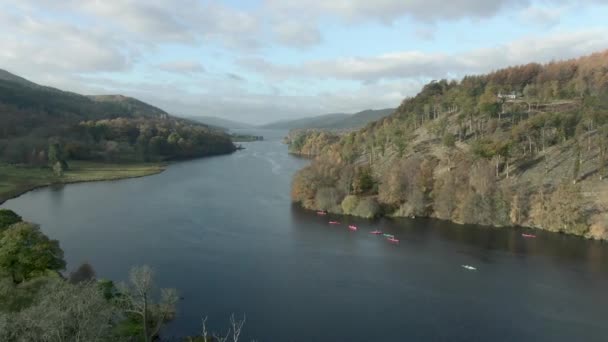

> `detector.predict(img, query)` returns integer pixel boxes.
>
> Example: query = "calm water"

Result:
[3,129,608,341]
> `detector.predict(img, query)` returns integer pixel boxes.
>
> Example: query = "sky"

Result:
[1,0,607,124]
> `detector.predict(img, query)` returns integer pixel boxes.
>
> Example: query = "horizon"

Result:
[1,0,608,125]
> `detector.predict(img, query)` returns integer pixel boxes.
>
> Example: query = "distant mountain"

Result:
[186,116,254,130]
[261,108,395,130]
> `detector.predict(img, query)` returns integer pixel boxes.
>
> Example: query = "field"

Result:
[0,161,166,204]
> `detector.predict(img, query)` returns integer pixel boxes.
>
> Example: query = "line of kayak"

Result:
[319,211,539,272]
[326,221,400,243]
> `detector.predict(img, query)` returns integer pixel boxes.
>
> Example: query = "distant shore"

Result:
[0,161,167,205]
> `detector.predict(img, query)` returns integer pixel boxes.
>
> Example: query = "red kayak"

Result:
[522,233,536,238]
[317,211,327,215]
[329,221,340,225]
[348,225,357,231]
[387,237,399,243]
[370,230,382,235]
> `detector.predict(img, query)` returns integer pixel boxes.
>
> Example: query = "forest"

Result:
[291,50,608,240]
[0,73,236,167]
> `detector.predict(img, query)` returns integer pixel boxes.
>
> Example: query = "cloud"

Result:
[272,21,322,48]
[263,0,529,24]
[156,60,205,74]
[240,29,608,83]
[0,11,134,76]
[414,26,436,41]
[4,0,262,49]
[520,6,564,27]
[226,73,246,82]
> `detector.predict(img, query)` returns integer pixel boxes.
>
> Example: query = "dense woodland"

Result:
[292,51,608,240]
[0,73,236,168]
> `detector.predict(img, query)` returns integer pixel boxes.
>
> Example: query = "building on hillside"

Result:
[497,91,518,100]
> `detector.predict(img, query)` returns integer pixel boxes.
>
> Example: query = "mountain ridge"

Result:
[262,108,395,130]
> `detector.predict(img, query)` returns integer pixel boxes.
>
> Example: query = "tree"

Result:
[52,161,65,177]
[352,167,375,194]
[48,139,68,171]
[442,132,456,148]
[573,140,581,184]
[0,209,22,231]
[0,279,117,342]
[117,265,178,342]
[0,222,66,284]
[69,262,97,284]
[353,197,380,218]
[315,187,342,212]
[341,195,360,215]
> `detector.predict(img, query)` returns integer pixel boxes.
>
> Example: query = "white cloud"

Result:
[520,6,564,27]
[240,29,608,83]
[263,0,529,24]
[3,0,262,49]
[273,21,322,48]
[156,60,205,74]
[0,11,134,76]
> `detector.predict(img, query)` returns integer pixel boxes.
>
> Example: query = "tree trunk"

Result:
[143,292,150,342]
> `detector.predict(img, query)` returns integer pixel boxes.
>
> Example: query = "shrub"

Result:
[353,197,380,218]
[341,195,360,215]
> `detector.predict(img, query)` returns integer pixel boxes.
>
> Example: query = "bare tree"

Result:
[0,279,116,342]
[201,314,246,342]
[117,265,178,342]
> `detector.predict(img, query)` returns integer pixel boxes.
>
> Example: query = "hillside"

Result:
[186,116,254,130]
[0,69,38,87]
[262,113,349,129]
[262,108,395,130]
[87,95,169,119]
[291,50,608,241]
[0,70,235,164]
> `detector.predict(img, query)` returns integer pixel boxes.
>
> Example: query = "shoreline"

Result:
[0,162,167,206]
[296,203,608,242]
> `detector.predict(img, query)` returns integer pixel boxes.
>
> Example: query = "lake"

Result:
[3,129,608,341]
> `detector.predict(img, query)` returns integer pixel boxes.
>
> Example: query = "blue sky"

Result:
[1,0,607,124]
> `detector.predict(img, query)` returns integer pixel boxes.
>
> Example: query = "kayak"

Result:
[316,211,327,215]
[383,233,394,238]
[348,225,358,231]
[370,230,383,234]
[522,233,536,238]
[329,221,340,225]
[462,265,477,271]
[387,237,399,243]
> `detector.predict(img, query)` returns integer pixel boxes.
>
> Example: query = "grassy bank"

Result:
[0,161,166,204]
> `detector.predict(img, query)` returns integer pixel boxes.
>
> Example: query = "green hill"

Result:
[87,95,170,119]
[186,116,255,130]
[0,69,235,164]
[291,50,608,241]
